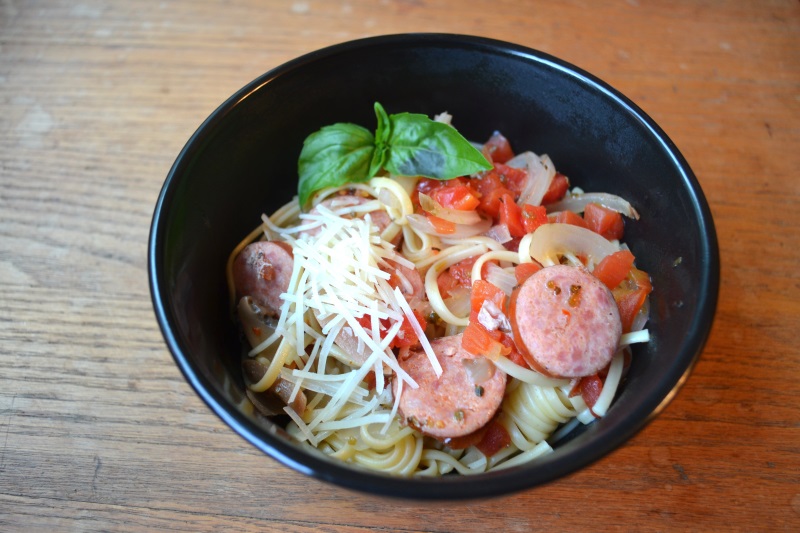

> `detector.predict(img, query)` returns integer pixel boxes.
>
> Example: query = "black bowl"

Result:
[148,34,719,500]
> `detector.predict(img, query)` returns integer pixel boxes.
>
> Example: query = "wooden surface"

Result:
[1,0,798,530]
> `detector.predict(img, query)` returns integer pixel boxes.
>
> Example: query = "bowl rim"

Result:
[148,32,720,500]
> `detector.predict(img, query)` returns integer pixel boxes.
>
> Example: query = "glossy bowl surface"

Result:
[149,34,719,500]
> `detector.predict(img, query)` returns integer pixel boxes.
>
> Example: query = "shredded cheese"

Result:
[260,201,438,443]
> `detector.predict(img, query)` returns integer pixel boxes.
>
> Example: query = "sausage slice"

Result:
[510,264,622,378]
[302,195,392,238]
[314,259,424,367]
[394,334,506,440]
[232,241,293,316]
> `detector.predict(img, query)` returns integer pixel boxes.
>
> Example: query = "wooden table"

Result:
[2,1,798,530]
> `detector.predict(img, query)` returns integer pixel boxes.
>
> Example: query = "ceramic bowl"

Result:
[149,34,719,499]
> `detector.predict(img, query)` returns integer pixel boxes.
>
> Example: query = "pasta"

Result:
[227,123,652,476]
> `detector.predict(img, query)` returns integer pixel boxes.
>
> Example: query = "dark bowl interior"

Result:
[149,34,719,500]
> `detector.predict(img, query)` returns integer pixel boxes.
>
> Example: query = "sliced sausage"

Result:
[243,359,306,416]
[393,334,507,440]
[232,241,293,316]
[510,264,622,378]
[384,258,425,302]
[302,195,394,240]
[314,258,425,367]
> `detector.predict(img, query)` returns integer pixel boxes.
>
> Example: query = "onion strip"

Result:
[546,192,640,219]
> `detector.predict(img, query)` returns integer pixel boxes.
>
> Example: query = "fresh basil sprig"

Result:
[297,102,491,208]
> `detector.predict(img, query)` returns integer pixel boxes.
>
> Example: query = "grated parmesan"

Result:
[262,201,438,443]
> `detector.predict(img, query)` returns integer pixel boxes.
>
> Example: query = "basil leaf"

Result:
[297,123,375,208]
[369,102,391,178]
[383,112,492,178]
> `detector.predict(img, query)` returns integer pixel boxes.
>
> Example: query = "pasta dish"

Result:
[225,107,652,475]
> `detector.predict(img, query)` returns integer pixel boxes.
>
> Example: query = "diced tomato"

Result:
[473,167,527,219]
[411,178,442,207]
[437,269,460,298]
[497,331,529,368]
[479,185,515,218]
[463,279,510,358]
[472,170,503,199]
[462,321,509,359]
[449,256,480,287]
[427,214,456,234]
[482,132,514,164]
[552,210,589,229]
[498,194,526,238]
[592,250,636,289]
[506,347,528,368]
[521,204,548,233]
[617,291,648,333]
[470,279,506,315]
[514,261,542,285]
[504,236,522,253]
[613,267,653,332]
[355,313,373,330]
[391,309,428,348]
[493,163,528,197]
[431,183,481,211]
[584,203,624,241]
[578,374,604,408]
[475,419,511,457]
[364,371,377,391]
[541,172,570,204]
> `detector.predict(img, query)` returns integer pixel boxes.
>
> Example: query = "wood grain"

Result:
[1,0,798,531]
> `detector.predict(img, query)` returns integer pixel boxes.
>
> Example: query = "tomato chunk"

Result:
[482,132,514,164]
[613,267,653,332]
[584,203,624,241]
[498,194,526,238]
[462,322,509,359]
[437,269,460,298]
[541,172,570,204]
[493,163,529,197]
[592,250,635,289]
[514,262,542,285]
[470,279,506,315]
[449,256,479,287]
[391,309,428,348]
[476,419,511,457]
[571,374,603,408]
[463,279,509,358]
[552,210,589,229]
[521,204,548,233]
[432,184,481,211]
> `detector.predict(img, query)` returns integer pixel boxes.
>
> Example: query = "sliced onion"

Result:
[527,223,620,267]
[546,192,640,219]
[406,213,492,238]
[630,297,651,332]
[443,286,471,317]
[462,356,495,385]
[377,187,401,212]
[484,263,517,296]
[419,193,481,225]
[507,151,555,207]
[483,223,512,244]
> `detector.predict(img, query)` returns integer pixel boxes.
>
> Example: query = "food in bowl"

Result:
[226,103,653,475]
[149,34,719,498]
